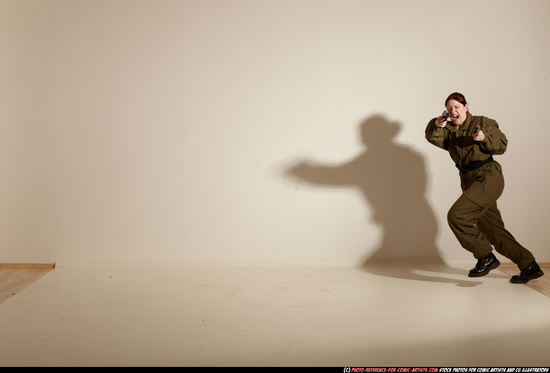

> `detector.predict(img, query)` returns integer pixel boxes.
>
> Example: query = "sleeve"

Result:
[479,116,507,155]
[425,117,450,150]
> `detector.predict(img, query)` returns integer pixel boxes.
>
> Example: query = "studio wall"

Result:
[2,0,549,265]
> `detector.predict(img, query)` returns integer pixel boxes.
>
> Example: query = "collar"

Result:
[456,111,472,130]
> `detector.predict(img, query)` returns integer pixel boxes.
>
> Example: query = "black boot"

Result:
[510,261,544,284]
[468,252,500,277]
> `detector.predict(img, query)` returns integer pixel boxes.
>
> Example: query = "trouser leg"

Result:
[448,162,537,268]
[477,203,535,270]
[447,194,493,259]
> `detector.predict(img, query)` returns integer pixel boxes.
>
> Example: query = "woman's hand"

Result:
[435,116,447,128]
[473,130,485,142]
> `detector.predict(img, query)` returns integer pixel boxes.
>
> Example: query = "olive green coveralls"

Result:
[425,112,535,270]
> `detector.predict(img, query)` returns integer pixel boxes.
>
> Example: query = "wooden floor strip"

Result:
[0,266,55,304]
[0,263,56,269]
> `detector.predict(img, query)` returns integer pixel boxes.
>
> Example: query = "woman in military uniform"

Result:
[425,92,544,283]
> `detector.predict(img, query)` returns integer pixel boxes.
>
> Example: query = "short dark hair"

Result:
[445,92,467,107]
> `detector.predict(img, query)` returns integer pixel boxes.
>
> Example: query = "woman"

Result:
[425,92,543,283]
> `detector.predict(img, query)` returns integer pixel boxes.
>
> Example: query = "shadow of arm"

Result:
[285,159,358,187]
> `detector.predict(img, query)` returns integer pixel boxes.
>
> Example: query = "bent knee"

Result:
[447,203,478,228]
[447,207,459,226]
[447,205,469,227]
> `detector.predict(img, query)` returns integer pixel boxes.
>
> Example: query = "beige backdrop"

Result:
[2,0,549,264]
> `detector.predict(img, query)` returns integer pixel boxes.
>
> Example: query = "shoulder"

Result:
[471,114,493,121]
[473,115,499,127]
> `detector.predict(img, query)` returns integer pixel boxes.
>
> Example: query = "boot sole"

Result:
[468,260,501,277]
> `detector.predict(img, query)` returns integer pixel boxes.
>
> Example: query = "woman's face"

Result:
[446,99,469,126]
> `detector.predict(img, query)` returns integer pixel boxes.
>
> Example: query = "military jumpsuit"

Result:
[425,112,535,270]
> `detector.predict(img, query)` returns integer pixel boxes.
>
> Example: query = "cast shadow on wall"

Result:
[285,114,501,286]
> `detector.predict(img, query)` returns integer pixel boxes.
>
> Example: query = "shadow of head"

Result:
[359,114,401,148]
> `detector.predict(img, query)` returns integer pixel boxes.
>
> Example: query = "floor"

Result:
[0,261,549,367]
